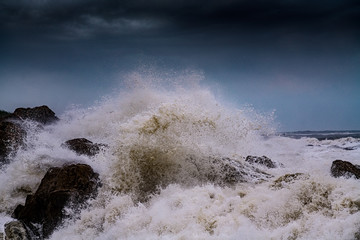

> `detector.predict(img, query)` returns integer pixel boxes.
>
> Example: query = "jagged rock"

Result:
[13,106,58,125]
[245,155,279,168]
[13,164,100,238]
[4,221,30,240]
[63,138,106,156]
[0,121,26,165]
[330,160,360,179]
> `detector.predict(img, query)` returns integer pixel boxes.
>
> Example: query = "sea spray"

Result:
[0,71,359,239]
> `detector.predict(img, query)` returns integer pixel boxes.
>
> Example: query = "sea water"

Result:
[0,75,359,240]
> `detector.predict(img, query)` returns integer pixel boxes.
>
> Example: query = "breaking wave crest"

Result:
[0,71,359,239]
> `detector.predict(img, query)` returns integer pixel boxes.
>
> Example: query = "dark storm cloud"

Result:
[1,0,359,39]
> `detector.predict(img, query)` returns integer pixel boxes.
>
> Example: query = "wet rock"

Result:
[128,147,272,202]
[245,155,279,168]
[4,221,30,240]
[271,173,309,189]
[0,109,11,119]
[0,121,26,165]
[13,106,58,125]
[63,138,106,156]
[355,230,360,240]
[188,156,272,185]
[13,164,100,238]
[330,160,360,179]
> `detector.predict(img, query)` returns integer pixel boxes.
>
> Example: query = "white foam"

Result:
[0,72,359,239]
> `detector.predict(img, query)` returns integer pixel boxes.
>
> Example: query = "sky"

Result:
[0,0,359,131]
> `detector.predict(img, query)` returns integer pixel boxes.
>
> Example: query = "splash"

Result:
[0,70,359,240]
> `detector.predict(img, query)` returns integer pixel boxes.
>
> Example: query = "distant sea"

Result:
[281,130,360,140]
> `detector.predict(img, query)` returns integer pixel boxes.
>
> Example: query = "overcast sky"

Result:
[1,0,359,131]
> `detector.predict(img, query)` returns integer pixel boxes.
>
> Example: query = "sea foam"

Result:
[1,71,359,240]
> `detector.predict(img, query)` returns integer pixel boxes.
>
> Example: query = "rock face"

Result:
[63,138,105,156]
[13,106,59,125]
[4,221,31,240]
[245,155,279,168]
[330,160,360,179]
[0,121,26,165]
[13,164,100,238]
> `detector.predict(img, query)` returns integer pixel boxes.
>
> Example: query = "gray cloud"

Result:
[1,0,359,39]
[1,0,359,130]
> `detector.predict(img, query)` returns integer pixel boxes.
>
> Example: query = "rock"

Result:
[63,138,106,156]
[207,157,272,184]
[128,147,272,202]
[13,164,100,238]
[0,106,58,165]
[4,221,30,240]
[0,109,11,119]
[330,160,360,179]
[0,121,26,165]
[270,173,309,189]
[13,106,58,125]
[245,155,279,168]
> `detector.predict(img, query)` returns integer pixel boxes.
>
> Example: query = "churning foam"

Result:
[0,71,359,239]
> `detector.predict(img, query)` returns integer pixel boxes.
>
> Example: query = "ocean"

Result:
[0,82,359,240]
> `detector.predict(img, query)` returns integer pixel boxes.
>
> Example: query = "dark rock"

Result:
[13,164,100,238]
[0,106,58,165]
[245,155,279,168]
[13,106,58,125]
[0,109,11,119]
[63,138,106,156]
[343,146,357,151]
[0,121,26,165]
[330,160,360,179]
[4,221,31,240]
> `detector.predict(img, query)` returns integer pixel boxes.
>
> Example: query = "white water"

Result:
[0,74,359,240]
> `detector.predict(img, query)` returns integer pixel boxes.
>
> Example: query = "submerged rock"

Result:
[4,221,31,240]
[330,160,360,179]
[63,138,106,156]
[13,164,100,238]
[204,157,272,184]
[127,147,272,202]
[245,155,280,168]
[0,120,26,165]
[13,106,58,125]
[271,173,309,189]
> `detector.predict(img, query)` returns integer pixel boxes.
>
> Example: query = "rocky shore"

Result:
[1,106,359,239]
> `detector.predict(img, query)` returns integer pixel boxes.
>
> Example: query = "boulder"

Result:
[245,155,279,168]
[4,221,31,240]
[13,164,100,238]
[13,106,58,125]
[0,106,58,165]
[330,160,360,179]
[63,138,106,156]
[0,121,26,165]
